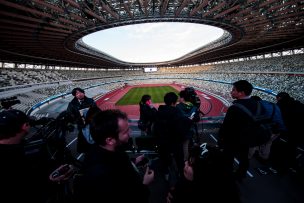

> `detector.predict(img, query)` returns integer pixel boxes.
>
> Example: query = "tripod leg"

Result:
[194,123,200,144]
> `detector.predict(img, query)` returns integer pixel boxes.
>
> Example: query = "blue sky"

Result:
[82,22,224,63]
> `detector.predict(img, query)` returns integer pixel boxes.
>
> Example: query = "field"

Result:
[116,86,179,105]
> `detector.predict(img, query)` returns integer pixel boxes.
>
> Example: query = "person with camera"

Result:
[154,92,185,180]
[73,109,154,203]
[0,109,74,203]
[176,88,201,161]
[67,87,97,153]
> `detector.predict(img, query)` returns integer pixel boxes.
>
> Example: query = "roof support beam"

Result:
[214,4,240,19]
[203,1,226,17]
[0,1,52,18]
[160,0,169,17]
[100,1,119,20]
[175,0,191,17]
[189,0,208,17]
[123,0,134,18]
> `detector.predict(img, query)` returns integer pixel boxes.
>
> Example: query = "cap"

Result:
[0,109,29,138]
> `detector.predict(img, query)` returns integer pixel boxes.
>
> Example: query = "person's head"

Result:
[184,87,197,103]
[276,92,290,102]
[0,109,30,143]
[164,92,178,106]
[179,90,186,103]
[140,94,152,105]
[180,89,194,103]
[231,80,253,99]
[90,109,130,150]
[71,87,85,100]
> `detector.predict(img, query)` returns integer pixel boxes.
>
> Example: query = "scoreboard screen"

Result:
[144,67,157,73]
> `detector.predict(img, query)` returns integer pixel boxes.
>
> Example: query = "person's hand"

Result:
[49,164,74,183]
[183,161,194,181]
[166,187,175,203]
[142,166,154,185]
[134,154,145,165]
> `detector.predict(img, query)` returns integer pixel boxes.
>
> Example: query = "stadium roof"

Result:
[0,0,303,69]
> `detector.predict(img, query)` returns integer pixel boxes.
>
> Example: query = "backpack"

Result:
[234,101,275,147]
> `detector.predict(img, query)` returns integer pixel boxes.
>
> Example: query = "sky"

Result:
[82,22,224,63]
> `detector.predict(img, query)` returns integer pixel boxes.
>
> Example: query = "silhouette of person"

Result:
[139,94,157,136]
[73,109,154,203]
[218,80,264,180]
[275,92,304,171]
[0,109,73,203]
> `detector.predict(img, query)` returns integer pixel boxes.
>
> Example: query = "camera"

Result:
[51,164,71,178]
[148,157,159,171]
[24,110,75,169]
[184,87,201,109]
[0,96,21,109]
[29,116,54,127]
[137,156,149,167]
[136,156,159,177]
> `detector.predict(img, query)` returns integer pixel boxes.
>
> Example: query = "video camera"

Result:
[184,87,201,109]
[29,116,54,127]
[136,156,159,177]
[0,96,21,109]
[24,111,75,167]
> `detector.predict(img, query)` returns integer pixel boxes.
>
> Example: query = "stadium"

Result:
[0,1,304,203]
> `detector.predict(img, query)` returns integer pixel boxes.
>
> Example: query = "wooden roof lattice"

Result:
[0,0,303,69]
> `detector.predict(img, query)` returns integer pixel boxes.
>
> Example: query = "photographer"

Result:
[0,109,73,203]
[154,92,185,179]
[184,87,203,120]
[176,88,201,160]
[67,87,97,153]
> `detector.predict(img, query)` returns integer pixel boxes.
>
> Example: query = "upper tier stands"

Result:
[158,54,304,74]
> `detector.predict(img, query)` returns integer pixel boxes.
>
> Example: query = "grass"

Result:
[116,86,179,105]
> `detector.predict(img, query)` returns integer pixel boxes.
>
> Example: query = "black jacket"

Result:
[73,144,150,203]
[219,98,264,147]
[67,96,96,129]
[277,97,304,143]
[0,144,51,203]
[139,103,157,133]
[154,105,185,145]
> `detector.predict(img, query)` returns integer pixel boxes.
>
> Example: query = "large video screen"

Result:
[144,67,158,73]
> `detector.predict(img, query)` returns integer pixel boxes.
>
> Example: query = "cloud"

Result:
[82,22,223,63]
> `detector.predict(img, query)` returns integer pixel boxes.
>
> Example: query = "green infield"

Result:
[116,86,179,105]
